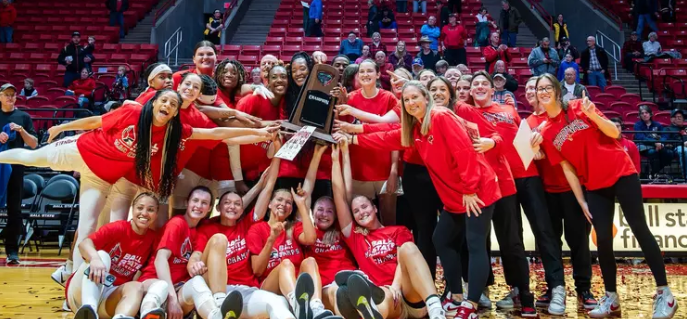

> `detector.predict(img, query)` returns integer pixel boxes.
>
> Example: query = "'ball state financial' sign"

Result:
[490,203,687,254]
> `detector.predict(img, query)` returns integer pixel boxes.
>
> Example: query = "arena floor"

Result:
[0,250,685,319]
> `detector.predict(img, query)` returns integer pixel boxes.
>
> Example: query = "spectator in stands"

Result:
[367,0,380,37]
[449,0,461,14]
[634,0,659,36]
[665,109,686,178]
[251,68,263,85]
[556,36,579,60]
[389,41,413,70]
[528,37,560,76]
[375,51,394,90]
[557,53,579,82]
[412,57,424,77]
[622,31,644,71]
[340,32,365,61]
[82,36,96,74]
[396,0,407,13]
[560,67,588,102]
[0,0,16,43]
[204,9,224,44]
[417,36,440,71]
[332,55,351,80]
[420,16,441,50]
[112,66,129,101]
[308,0,323,37]
[435,60,448,75]
[580,36,609,91]
[106,0,128,39]
[475,7,496,47]
[369,32,387,56]
[438,0,451,27]
[67,68,96,109]
[444,66,461,87]
[484,32,511,73]
[553,14,568,47]
[634,104,674,176]
[610,117,642,173]
[642,32,675,61]
[498,0,521,47]
[18,78,37,100]
[58,32,92,87]
[413,0,427,14]
[355,45,372,64]
[660,0,676,22]
[441,13,468,66]
[0,83,37,264]
[378,6,397,29]
[456,63,470,74]
[492,60,518,92]
[492,73,515,104]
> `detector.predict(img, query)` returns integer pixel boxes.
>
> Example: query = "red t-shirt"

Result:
[345,89,398,181]
[343,226,413,286]
[278,146,333,180]
[474,103,539,179]
[178,105,222,180]
[619,138,641,174]
[236,95,282,181]
[138,215,197,284]
[247,221,305,283]
[196,215,259,287]
[454,102,517,197]
[440,24,468,49]
[357,108,502,213]
[540,100,637,191]
[526,113,571,193]
[294,225,357,284]
[135,87,157,104]
[76,102,192,184]
[88,220,157,286]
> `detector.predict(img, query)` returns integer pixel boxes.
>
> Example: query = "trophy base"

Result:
[281,122,336,144]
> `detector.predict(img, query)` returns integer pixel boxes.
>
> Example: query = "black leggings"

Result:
[546,190,592,292]
[587,174,667,292]
[460,233,495,286]
[433,206,494,303]
[402,163,442,279]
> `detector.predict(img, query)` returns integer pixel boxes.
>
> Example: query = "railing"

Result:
[525,0,553,29]
[595,30,621,81]
[164,27,183,67]
[586,0,624,30]
[153,0,176,27]
[219,0,241,51]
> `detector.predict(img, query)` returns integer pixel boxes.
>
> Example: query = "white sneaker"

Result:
[51,265,70,287]
[495,287,520,309]
[428,304,447,319]
[548,285,566,315]
[589,292,621,318]
[653,287,678,319]
[62,300,70,312]
[442,299,460,319]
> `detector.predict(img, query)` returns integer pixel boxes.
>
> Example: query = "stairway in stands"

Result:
[228,0,283,45]
[479,0,537,48]
[122,0,175,44]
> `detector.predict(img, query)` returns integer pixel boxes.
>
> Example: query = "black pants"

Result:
[433,206,493,303]
[448,0,462,13]
[546,190,592,292]
[443,48,467,67]
[515,177,565,288]
[460,231,495,286]
[402,163,441,279]
[587,174,667,292]
[3,165,24,256]
[308,19,323,37]
[492,195,534,306]
[396,194,415,234]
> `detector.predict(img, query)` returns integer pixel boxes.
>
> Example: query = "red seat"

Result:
[604,85,626,98]
[265,37,284,46]
[53,96,77,108]
[602,110,622,119]
[26,96,50,108]
[586,86,601,99]
[595,93,616,107]
[45,87,67,101]
[654,112,671,125]
[636,101,659,114]
[619,93,641,106]
[242,45,261,56]
[610,101,633,115]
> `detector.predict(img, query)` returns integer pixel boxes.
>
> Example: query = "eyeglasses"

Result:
[536,86,555,93]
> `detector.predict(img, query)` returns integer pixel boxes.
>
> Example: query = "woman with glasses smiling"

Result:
[535,73,677,319]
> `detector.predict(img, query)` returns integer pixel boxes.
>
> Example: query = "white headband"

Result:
[147,64,173,84]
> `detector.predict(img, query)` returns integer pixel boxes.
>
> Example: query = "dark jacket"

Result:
[105,0,129,12]
[417,50,440,71]
[557,45,580,61]
[57,43,94,73]
[633,0,657,15]
[498,7,521,33]
[580,45,609,74]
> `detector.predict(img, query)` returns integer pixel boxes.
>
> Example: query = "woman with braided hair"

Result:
[136,62,174,104]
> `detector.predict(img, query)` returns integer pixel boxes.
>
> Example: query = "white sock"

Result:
[182,276,217,319]
[287,291,296,310]
[310,298,325,315]
[65,260,73,273]
[213,292,227,305]
[81,251,111,308]
[112,315,128,319]
[140,280,169,316]
[426,295,442,312]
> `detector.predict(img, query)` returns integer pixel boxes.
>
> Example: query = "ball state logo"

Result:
[269,248,279,260]
[121,126,136,146]
[180,237,193,260]
[109,243,123,264]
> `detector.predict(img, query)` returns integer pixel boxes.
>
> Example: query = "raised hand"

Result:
[47,125,64,143]
[580,90,596,117]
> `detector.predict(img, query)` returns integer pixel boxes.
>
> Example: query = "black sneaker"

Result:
[520,306,538,318]
[141,307,166,319]
[220,290,244,319]
[334,270,385,304]
[74,305,97,319]
[578,290,598,310]
[535,290,551,308]
[336,285,360,319]
[346,274,383,319]
[293,273,315,319]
